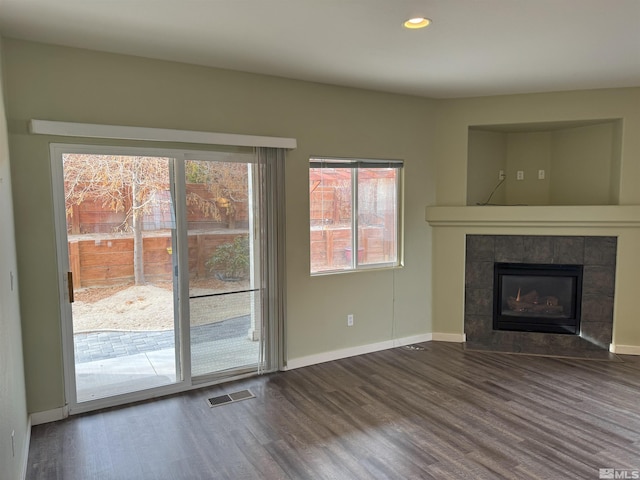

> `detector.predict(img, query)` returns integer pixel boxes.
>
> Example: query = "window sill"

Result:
[310,263,403,277]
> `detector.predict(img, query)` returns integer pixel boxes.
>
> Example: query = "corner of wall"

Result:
[0,35,31,480]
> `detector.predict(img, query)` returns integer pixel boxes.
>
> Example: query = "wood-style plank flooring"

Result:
[26,342,640,479]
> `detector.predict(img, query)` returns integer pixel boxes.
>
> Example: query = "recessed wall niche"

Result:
[466,119,623,206]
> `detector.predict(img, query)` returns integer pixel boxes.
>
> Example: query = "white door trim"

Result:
[50,144,78,410]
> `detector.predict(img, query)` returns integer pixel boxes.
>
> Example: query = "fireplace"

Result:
[493,263,583,335]
[464,235,616,358]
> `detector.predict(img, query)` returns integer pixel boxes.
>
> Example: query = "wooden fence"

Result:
[310,225,394,271]
[67,183,249,234]
[68,232,245,288]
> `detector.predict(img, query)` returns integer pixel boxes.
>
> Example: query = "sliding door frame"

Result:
[51,143,281,415]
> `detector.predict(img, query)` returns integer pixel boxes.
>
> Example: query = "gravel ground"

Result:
[73,279,252,332]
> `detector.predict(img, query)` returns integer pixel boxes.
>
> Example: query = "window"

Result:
[309,157,402,274]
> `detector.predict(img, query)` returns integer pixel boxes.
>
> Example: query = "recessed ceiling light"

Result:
[403,17,431,29]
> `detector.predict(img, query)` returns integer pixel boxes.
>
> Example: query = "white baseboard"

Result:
[393,333,433,347]
[284,333,433,371]
[30,406,68,426]
[610,344,640,355]
[432,332,467,343]
[21,416,31,480]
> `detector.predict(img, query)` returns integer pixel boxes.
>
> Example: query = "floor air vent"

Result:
[207,389,255,408]
[403,344,425,351]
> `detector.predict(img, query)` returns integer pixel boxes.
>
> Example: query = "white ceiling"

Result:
[0,0,639,98]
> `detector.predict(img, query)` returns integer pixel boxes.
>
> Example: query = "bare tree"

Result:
[63,155,250,285]
[63,154,171,285]
[185,160,248,229]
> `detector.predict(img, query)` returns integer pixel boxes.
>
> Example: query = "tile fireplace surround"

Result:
[465,235,616,359]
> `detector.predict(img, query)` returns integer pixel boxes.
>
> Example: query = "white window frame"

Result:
[309,157,404,275]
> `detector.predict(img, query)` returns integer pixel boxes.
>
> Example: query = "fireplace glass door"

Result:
[494,263,583,334]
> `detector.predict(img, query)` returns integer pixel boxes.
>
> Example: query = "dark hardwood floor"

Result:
[27,342,640,479]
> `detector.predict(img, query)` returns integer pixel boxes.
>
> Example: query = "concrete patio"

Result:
[74,315,259,402]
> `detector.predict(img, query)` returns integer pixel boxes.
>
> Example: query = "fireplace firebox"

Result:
[493,263,583,335]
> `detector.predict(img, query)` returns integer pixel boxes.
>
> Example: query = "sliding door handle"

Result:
[67,272,74,303]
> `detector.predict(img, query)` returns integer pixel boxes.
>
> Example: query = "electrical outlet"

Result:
[498,170,505,181]
[347,314,354,327]
[516,171,524,181]
[538,169,545,180]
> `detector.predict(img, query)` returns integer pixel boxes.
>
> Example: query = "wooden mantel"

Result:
[425,205,640,228]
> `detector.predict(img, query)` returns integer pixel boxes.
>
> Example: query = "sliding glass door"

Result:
[184,156,262,379]
[59,153,179,404]
[52,145,278,413]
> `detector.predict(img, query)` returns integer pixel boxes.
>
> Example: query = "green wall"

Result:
[467,121,622,206]
[549,123,617,205]
[435,88,640,206]
[3,39,436,414]
[0,37,29,480]
[467,130,507,206]
[504,131,551,205]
